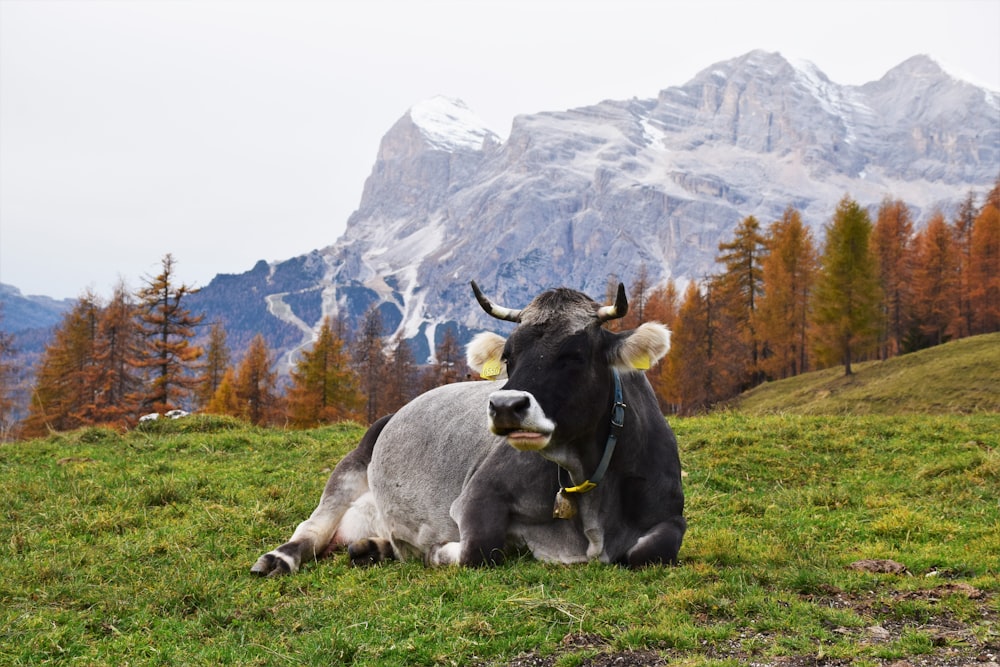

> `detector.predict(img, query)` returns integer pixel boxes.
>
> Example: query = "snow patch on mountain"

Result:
[409,96,499,152]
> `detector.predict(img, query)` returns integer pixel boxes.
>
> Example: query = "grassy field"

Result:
[2,409,998,666]
[732,332,1000,416]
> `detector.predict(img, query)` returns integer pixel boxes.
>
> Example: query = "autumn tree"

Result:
[352,307,389,424]
[286,317,362,427]
[969,186,1000,334]
[205,367,240,417]
[714,215,766,387]
[382,332,420,415]
[757,207,817,379]
[78,280,143,427]
[811,196,882,375]
[134,254,204,413]
[910,212,961,347]
[196,322,231,409]
[231,334,281,426]
[871,198,915,359]
[22,293,101,436]
[951,190,978,337]
[661,281,712,414]
[643,279,680,412]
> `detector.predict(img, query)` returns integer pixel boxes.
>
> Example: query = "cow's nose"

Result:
[488,392,531,431]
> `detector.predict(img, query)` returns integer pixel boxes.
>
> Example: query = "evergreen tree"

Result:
[233,334,281,426]
[714,215,766,386]
[757,207,817,379]
[22,293,101,436]
[811,196,882,375]
[134,254,204,412]
[871,198,915,359]
[969,189,1000,334]
[910,212,961,347]
[287,317,362,427]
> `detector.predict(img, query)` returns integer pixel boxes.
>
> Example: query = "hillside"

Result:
[731,333,1000,415]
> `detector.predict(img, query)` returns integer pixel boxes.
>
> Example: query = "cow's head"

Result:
[466,282,670,453]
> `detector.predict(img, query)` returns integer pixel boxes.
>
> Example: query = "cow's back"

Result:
[368,380,503,558]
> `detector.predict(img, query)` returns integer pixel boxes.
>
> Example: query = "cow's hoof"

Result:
[250,552,292,577]
[347,538,393,567]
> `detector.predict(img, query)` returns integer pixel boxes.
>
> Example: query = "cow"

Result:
[251,282,685,575]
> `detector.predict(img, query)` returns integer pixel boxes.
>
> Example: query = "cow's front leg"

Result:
[251,416,389,576]
[624,516,687,567]
[433,496,509,566]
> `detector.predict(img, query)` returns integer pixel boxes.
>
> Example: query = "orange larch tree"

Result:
[22,293,101,436]
[382,332,421,415]
[78,280,143,427]
[969,185,1000,334]
[757,207,817,379]
[910,212,961,348]
[661,281,712,414]
[232,334,281,426]
[196,322,231,410]
[871,198,915,359]
[951,190,978,338]
[134,254,204,413]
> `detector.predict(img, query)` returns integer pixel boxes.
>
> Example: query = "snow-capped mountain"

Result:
[190,50,999,367]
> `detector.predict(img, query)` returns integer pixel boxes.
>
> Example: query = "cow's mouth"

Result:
[504,430,551,451]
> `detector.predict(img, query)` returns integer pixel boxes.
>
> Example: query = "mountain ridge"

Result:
[5,51,997,370]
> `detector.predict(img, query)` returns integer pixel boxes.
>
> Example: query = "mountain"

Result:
[0,283,73,336]
[188,51,1000,367]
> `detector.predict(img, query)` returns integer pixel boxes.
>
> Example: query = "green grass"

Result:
[2,412,997,665]
[733,332,1000,415]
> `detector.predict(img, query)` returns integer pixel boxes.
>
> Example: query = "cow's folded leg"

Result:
[347,538,395,567]
[625,517,687,567]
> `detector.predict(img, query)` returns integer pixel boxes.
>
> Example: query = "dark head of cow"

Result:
[466,282,671,456]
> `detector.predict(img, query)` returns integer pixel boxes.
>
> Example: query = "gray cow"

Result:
[251,283,685,575]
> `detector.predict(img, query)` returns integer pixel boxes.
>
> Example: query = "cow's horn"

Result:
[471,281,522,322]
[597,283,629,322]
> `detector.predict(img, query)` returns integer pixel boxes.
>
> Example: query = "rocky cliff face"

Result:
[190,50,1000,367]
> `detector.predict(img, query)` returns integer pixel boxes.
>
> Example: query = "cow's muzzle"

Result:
[488,390,555,451]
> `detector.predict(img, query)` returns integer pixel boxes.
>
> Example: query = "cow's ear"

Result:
[611,322,671,372]
[466,332,508,380]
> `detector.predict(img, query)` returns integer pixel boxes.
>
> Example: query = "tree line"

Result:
[0,253,469,440]
[1,180,997,437]
[622,180,999,414]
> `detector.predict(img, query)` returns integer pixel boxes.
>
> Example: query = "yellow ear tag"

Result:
[480,358,504,380]
[632,353,651,371]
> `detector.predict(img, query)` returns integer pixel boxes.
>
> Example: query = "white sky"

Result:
[2,0,999,300]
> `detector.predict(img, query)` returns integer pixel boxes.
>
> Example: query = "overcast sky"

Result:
[2,0,999,300]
